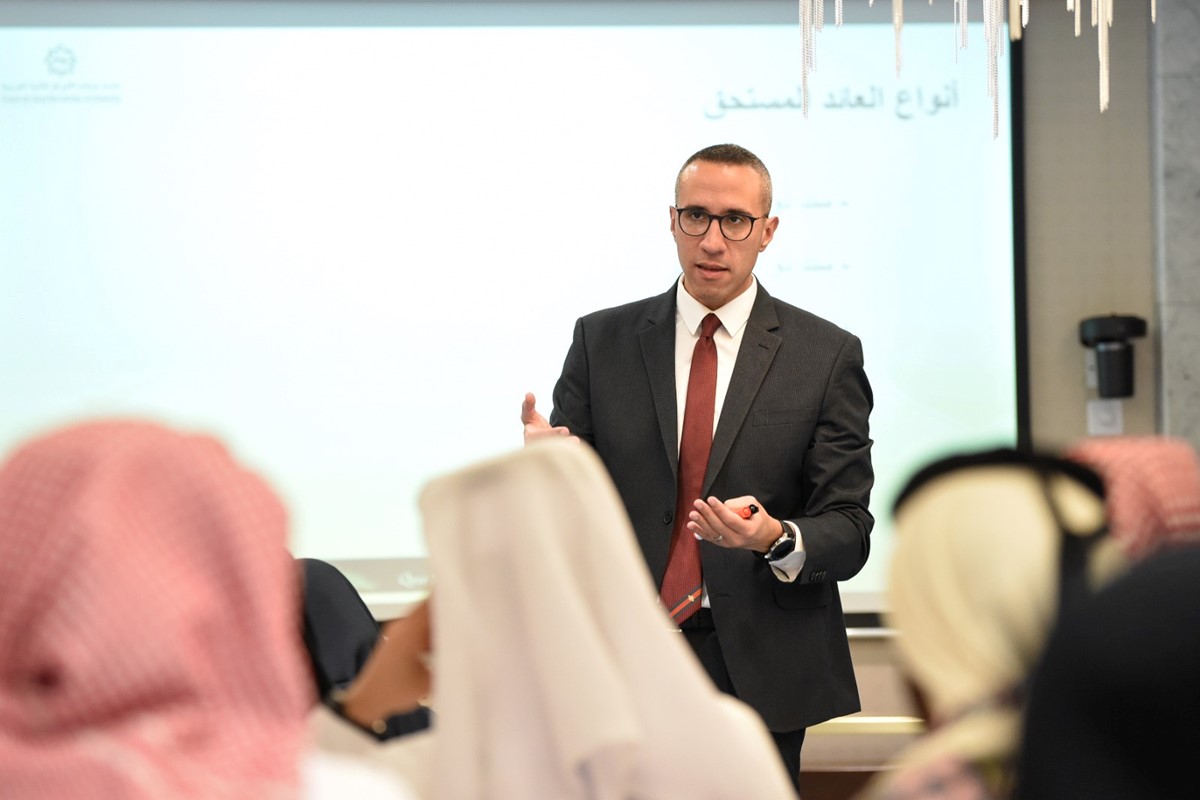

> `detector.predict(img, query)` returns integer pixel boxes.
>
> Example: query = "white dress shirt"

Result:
[673,276,806,590]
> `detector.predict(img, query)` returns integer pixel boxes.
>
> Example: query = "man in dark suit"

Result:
[522,143,873,789]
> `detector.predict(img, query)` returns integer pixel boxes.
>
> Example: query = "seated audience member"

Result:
[1014,437,1200,800]
[299,558,432,740]
[858,449,1125,800]
[1016,543,1200,799]
[372,437,797,799]
[1064,435,1200,558]
[0,420,416,799]
[311,598,435,792]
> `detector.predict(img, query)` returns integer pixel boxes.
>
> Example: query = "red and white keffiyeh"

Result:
[0,421,311,799]
[1066,435,1200,560]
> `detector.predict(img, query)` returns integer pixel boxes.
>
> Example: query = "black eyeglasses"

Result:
[673,207,765,242]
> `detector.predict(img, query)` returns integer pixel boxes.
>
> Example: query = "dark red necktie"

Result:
[661,312,721,625]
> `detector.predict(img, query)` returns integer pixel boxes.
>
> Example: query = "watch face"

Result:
[769,537,796,561]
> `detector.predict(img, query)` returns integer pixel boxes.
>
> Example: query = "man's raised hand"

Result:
[521,392,578,445]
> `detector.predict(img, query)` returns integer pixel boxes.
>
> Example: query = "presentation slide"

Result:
[0,2,1016,613]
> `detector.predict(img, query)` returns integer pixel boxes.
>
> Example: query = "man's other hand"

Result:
[521,392,578,445]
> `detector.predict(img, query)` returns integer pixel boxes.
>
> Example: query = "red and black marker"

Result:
[737,503,759,519]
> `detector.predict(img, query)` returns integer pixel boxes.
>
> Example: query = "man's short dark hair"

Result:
[675,143,773,215]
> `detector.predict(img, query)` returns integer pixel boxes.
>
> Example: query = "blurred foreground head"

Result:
[418,438,795,799]
[1017,542,1200,799]
[0,420,310,799]
[871,449,1124,798]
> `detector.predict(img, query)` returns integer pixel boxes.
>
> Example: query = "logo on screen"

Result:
[45,46,77,76]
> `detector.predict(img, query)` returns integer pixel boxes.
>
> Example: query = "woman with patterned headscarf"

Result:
[858,450,1126,800]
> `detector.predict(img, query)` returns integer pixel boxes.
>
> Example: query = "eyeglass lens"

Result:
[677,209,754,241]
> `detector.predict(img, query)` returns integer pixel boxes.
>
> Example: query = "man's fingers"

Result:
[520,392,540,425]
[704,496,745,525]
[522,393,582,446]
[687,498,724,535]
[688,497,766,550]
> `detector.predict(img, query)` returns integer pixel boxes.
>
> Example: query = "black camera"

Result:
[1079,315,1148,399]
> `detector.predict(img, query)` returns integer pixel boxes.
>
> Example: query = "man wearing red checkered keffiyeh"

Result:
[1065,435,1200,560]
[0,421,311,799]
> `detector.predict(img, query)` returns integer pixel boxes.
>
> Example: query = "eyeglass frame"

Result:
[672,206,768,242]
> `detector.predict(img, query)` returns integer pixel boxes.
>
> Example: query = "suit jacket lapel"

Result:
[705,286,781,495]
[638,285,681,477]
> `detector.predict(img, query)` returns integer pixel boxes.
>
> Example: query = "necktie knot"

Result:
[700,313,722,339]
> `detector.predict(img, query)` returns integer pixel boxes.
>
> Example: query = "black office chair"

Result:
[298,557,431,740]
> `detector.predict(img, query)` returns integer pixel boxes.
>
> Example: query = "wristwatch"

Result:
[328,687,391,739]
[765,522,797,561]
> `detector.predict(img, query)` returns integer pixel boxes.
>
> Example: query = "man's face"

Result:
[670,160,778,311]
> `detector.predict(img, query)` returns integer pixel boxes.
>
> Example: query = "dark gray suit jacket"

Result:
[549,280,874,731]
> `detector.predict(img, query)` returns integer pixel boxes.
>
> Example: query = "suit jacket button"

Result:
[662,512,673,524]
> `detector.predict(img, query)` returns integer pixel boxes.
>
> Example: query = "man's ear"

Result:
[759,215,779,251]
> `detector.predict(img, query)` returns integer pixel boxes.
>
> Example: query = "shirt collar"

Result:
[675,275,758,337]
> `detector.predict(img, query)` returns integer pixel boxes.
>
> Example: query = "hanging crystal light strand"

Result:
[799,0,813,117]
[797,0,833,118]
[1008,0,1023,42]
[1097,0,1111,111]
[981,0,1005,138]
[791,0,1155,126]
[954,0,969,65]
[962,0,970,48]
[1007,0,1027,43]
